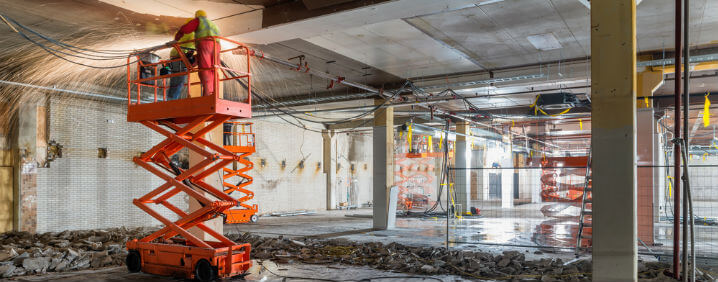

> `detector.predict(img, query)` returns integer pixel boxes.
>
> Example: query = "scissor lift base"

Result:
[127,240,251,280]
[225,206,259,224]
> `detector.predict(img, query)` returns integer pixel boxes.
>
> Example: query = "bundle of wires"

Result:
[221,61,410,132]
[1,12,137,69]
[1,11,418,132]
[424,119,454,215]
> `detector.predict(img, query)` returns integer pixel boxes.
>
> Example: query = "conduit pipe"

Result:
[247,48,560,149]
[682,1,695,280]
[673,0,682,278]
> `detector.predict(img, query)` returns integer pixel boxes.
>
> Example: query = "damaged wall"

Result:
[333,132,372,208]
[249,118,327,214]
[35,96,181,233]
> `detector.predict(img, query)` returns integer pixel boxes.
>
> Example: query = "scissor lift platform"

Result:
[222,122,258,224]
[124,37,254,281]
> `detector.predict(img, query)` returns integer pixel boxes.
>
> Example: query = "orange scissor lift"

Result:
[222,122,258,223]
[123,37,254,281]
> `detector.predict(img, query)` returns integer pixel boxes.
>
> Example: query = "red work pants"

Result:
[196,38,218,96]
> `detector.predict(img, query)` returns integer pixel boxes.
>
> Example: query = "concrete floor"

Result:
[5,208,716,281]
[228,208,718,272]
[226,208,584,262]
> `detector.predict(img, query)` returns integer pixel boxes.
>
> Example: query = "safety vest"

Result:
[170,32,195,58]
[195,16,220,38]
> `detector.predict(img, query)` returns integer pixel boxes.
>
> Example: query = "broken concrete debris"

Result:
[239,232,556,279]
[0,227,153,278]
[0,228,710,280]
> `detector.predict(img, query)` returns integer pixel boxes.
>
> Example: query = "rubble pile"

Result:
[0,228,152,278]
[230,233,593,281]
[0,228,712,281]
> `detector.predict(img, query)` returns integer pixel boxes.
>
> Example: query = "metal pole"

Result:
[445,119,450,250]
[682,0,690,278]
[682,1,695,280]
[673,0,683,278]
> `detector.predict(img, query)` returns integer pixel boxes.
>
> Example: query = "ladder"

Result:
[575,148,593,255]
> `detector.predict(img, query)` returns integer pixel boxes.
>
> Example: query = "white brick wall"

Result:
[36,97,184,232]
[249,118,327,213]
[34,98,380,231]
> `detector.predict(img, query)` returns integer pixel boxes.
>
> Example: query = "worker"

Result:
[167,19,195,100]
[173,10,220,96]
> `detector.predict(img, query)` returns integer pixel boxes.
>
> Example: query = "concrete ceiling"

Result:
[304,19,479,78]
[94,0,718,86]
[3,0,718,122]
[97,0,261,20]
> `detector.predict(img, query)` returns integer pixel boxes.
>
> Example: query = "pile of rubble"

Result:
[230,233,592,281]
[0,227,152,278]
[0,228,713,281]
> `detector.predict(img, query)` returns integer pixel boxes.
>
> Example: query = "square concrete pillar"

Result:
[501,137,514,209]
[453,122,471,214]
[637,109,655,245]
[14,102,48,233]
[322,130,336,210]
[187,73,223,241]
[591,0,638,280]
[372,100,393,230]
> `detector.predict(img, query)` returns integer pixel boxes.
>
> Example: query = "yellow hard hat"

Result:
[195,10,207,17]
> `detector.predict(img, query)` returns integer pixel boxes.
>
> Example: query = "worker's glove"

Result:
[165,40,178,46]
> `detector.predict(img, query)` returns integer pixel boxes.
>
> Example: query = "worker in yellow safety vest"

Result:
[173,10,220,96]
[167,19,195,100]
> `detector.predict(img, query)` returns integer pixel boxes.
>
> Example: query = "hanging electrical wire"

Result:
[424,119,451,215]
[1,12,138,69]
[221,63,391,133]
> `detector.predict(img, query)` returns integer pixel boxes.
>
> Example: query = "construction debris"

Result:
[0,227,152,278]
[0,228,713,281]
[231,233,587,280]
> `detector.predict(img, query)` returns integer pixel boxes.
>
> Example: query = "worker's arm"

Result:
[174,18,199,40]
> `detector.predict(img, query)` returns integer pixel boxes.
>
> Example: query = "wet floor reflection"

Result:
[446,217,582,248]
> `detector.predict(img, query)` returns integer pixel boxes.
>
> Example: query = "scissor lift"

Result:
[123,37,254,281]
[222,122,259,223]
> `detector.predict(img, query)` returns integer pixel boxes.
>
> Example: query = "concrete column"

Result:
[372,100,393,229]
[322,130,336,210]
[13,102,47,233]
[637,109,655,245]
[530,142,542,203]
[188,73,223,241]
[501,134,513,208]
[454,122,470,214]
[591,1,637,281]
[470,147,485,201]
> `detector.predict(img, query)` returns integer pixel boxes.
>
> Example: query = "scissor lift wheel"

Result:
[194,259,216,282]
[126,251,141,273]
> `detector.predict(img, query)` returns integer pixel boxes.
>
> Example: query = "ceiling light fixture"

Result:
[527,33,562,51]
